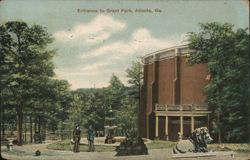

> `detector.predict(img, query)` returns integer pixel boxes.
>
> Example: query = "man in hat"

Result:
[73,125,81,152]
[87,125,95,152]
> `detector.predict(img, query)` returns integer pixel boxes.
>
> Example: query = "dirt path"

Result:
[2,142,250,160]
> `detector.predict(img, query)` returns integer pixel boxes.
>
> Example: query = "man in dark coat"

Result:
[87,125,95,152]
[73,125,81,152]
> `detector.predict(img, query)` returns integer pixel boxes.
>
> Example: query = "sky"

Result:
[0,0,249,89]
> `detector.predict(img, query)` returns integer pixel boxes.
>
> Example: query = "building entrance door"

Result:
[168,117,180,141]
[183,117,191,139]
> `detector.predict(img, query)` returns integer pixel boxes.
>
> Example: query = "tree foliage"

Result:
[188,22,249,142]
[66,74,139,137]
[126,61,143,100]
[0,21,142,142]
[105,74,125,110]
[0,21,70,144]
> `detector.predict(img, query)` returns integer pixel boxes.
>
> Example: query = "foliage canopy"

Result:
[188,22,249,142]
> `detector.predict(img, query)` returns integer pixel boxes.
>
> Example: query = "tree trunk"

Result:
[38,116,41,134]
[0,103,2,159]
[42,121,46,141]
[249,99,250,144]
[2,108,5,141]
[41,121,44,141]
[138,79,141,134]
[24,116,27,144]
[218,112,221,144]
[44,122,47,141]
[35,114,37,133]
[30,116,33,143]
[17,105,23,145]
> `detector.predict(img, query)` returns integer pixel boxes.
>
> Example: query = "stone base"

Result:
[163,135,169,141]
[172,151,235,158]
[105,136,116,144]
[154,137,159,140]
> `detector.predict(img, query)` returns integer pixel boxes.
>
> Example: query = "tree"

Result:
[106,74,125,110]
[126,61,143,100]
[83,90,106,130]
[36,79,70,140]
[126,61,143,134]
[0,21,55,145]
[117,91,138,136]
[188,22,249,142]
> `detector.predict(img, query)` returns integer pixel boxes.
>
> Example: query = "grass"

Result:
[46,140,176,152]
[208,143,250,153]
[46,140,250,153]
[2,148,29,156]
[46,140,73,151]
[2,147,55,157]
[46,140,116,152]
[146,140,176,149]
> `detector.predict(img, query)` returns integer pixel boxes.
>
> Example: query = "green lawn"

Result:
[146,140,176,149]
[46,141,116,152]
[2,148,29,156]
[46,140,250,153]
[208,143,250,153]
[46,140,176,152]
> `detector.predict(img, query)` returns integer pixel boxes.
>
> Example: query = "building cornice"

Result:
[142,44,194,64]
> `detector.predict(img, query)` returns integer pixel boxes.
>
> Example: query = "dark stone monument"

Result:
[35,150,41,156]
[115,135,148,156]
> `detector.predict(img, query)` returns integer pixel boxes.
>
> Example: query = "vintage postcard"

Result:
[0,0,249,160]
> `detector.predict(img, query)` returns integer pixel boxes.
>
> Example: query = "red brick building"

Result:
[139,45,211,141]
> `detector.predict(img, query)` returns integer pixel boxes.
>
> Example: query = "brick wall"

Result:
[139,49,208,140]
[179,56,208,104]
[158,58,175,104]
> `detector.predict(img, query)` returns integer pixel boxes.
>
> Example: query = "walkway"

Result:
[1,142,249,160]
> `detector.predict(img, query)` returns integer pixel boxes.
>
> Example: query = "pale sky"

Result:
[0,0,249,89]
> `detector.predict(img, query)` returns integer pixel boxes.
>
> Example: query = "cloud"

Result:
[54,22,187,89]
[54,66,119,89]
[81,28,174,61]
[53,15,126,44]
[82,41,128,58]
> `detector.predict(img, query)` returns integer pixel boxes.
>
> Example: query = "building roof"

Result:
[142,44,193,64]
